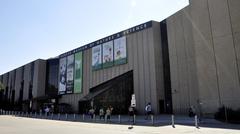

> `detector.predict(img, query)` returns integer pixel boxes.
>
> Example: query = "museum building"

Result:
[1,0,240,116]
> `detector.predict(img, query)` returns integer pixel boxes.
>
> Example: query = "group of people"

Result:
[128,102,152,121]
[88,106,113,121]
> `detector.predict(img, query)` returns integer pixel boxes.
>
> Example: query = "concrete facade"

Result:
[32,59,46,98]
[59,22,165,114]
[23,63,32,101]
[167,0,240,115]
[14,67,23,102]
[1,0,240,115]
[0,59,47,111]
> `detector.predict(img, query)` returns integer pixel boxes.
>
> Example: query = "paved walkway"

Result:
[0,115,240,134]
[1,111,240,129]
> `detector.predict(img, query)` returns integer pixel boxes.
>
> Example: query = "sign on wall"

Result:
[66,55,74,94]
[114,36,127,65]
[58,57,67,95]
[102,41,114,68]
[74,52,83,93]
[92,45,102,70]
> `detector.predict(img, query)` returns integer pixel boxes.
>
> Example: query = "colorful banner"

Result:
[102,41,113,68]
[114,36,127,65]
[58,57,67,95]
[74,52,83,93]
[66,55,74,94]
[92,45,102,70]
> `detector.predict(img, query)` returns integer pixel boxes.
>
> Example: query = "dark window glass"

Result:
[46,59,59,96]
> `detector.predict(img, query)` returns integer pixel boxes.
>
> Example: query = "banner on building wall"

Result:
[102,41,114,68]
[58,57,67,95]
[66,55,74,94]
[114,36,127,65]
[74,52,83,93]
[92,45,102,70]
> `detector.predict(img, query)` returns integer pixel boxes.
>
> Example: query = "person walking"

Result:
[89,107,95,119]
[128,105,134,122]
[106,107,111,122]
[45,106,50,116]
[145,103,152,120]
[99,108,105,120]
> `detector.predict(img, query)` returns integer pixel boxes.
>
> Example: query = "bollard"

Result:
[65,113,68,120]
[40,112,42,118]
[58,113,60,120]
[133,115,136,124]
[172,115,175,128]
[151,115,154,125]
[82,114,85,121]
[50,113,52,119]
[224,106,228,123]
[93,114,96,122]
[118,115,121,123]
[73,114,76,121]
[195,115,199,128]
[34,112,37,117]
[30,112,32,117]
[105,115,107,123]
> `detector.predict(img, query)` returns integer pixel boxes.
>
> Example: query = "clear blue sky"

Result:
[0,0,188,75]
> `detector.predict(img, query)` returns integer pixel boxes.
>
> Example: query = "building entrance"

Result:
[79,71,133,114]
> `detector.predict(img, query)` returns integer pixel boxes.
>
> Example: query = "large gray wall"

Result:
[167,0,240,115]
[8,70,15,101]
[23,63,32,101]
[59,22,165,114]
[14,67,23,102]
[2,73,8,98]
[32,59,46,98]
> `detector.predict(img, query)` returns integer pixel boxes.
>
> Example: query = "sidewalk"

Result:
[1,111,239,129]
[1,115,240,134]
